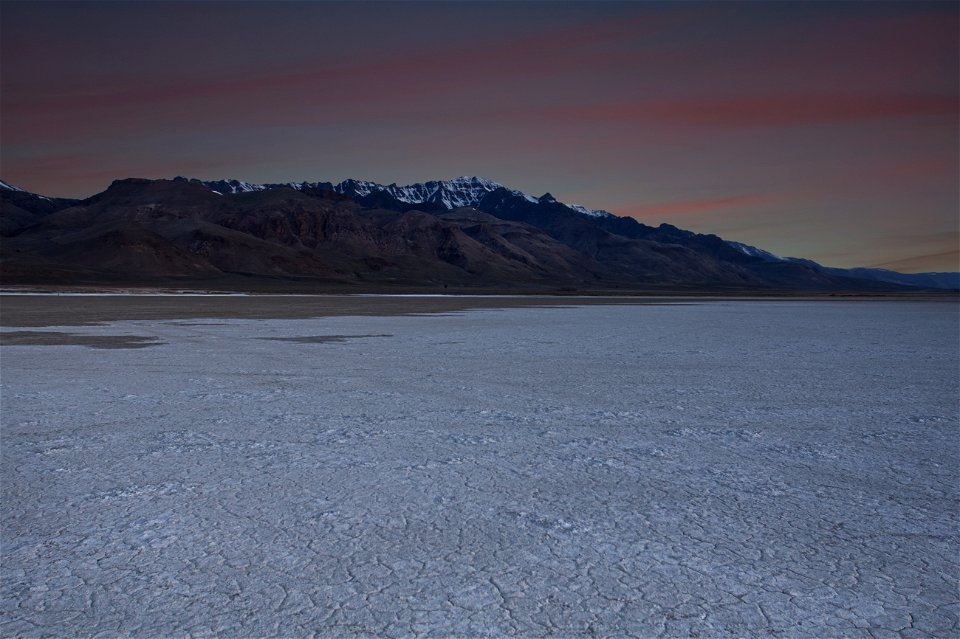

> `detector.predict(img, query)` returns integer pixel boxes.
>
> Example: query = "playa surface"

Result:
[0,293,664,328]
[1,296,957,637]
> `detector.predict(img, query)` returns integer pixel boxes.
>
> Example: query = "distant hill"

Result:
[726,241,959,290]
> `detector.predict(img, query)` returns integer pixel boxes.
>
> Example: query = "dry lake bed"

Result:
[1,295,957,638]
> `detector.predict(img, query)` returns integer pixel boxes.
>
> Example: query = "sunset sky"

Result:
[2,1,957,272]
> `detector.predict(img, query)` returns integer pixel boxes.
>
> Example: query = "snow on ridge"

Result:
[283,181,325,191]
[567,203,613,218]
[0,179,52,201]
[192,179,267,194]
[220,179,265,193]
[193,175,617,219]
[334,176,510,209]
[334,179,382,198]
[726,240,784,262]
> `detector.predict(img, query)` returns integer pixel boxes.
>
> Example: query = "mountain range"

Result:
[1,176,956,292]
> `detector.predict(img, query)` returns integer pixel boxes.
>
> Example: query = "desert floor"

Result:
[1,296,957,637]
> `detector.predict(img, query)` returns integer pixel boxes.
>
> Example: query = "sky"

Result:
[2,1,957,272]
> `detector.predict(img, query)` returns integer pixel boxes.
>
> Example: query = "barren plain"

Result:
[1,295,957,637]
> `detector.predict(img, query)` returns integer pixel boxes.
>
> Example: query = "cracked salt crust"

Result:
[1,301,957,637]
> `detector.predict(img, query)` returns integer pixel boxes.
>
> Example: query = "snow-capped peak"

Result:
[333,176,614,216]
[187,175,617,219]
[335,179,387,199]
[335,176,510,209]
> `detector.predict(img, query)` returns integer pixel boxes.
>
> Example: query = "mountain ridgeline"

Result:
[0,177,955,292]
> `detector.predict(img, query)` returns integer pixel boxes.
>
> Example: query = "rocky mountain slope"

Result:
[0,177,953,291]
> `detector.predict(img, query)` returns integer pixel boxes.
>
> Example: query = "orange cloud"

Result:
[553,94,960,128]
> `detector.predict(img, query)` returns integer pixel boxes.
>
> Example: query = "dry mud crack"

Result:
[1,300,957,637]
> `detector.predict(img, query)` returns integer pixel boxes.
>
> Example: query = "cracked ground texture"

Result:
[1,300,957,638]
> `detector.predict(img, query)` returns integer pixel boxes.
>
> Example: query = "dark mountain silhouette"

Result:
[0,183,80,236]
[0,177,951,292]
